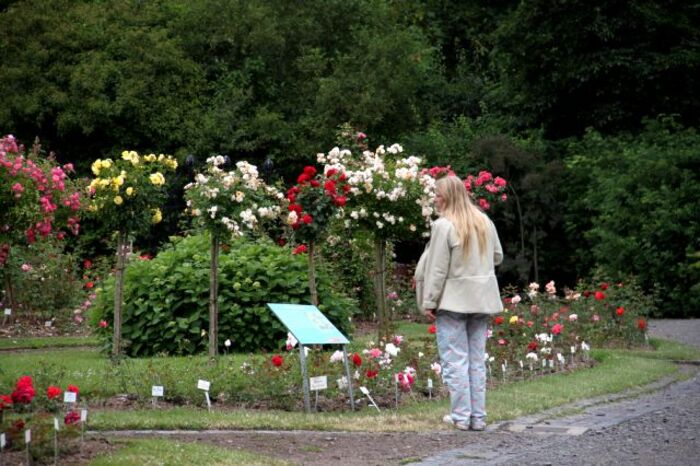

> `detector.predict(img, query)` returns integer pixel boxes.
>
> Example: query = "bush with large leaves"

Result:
[91,234,355,356]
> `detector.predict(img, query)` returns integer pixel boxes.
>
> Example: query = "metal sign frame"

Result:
[267,303,355,413]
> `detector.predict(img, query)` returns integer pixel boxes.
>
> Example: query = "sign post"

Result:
[267,303,354,413]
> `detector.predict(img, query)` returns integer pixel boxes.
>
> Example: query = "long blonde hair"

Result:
[435,176,488,258]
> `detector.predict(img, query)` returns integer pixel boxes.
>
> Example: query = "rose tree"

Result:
[285,165,349,306]
[0,135,82,313]
[87,150,177,356]
[184,156,282,356]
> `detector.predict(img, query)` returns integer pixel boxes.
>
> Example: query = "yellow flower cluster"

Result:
[91,158,113,176]
[121,150,140,165]
[152,208,163,224]
[149,172,165,186]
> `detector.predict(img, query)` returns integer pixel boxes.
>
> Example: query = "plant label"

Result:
[1,433,6,449]
[64,391,77,403]
[151,385,164,397]
[309,376,327,391]
[3,308,10,316]
[197,379,210,391]
[519,360,524,369]
[44,320,52,327]
[359,386,380,412]
[204,391,211,411]
[54,417,60,431]
[24,429,31,444]
[570,345,576,354]
[427,378,433,389]
[81,409,88,422]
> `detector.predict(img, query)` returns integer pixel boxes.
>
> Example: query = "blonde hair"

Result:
[435,176,488,258]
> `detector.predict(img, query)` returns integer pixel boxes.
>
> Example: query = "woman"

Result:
[415,175,503,431]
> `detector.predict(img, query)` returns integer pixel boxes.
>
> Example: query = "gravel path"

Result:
[417,319,700,466]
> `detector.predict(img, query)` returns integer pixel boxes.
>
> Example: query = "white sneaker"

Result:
[443,414,469,431]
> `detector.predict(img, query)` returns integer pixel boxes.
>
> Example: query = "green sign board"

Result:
[266,303,349,345]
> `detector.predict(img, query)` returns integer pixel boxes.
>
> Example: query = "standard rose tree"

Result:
[87,151,177,356]
[184,156,282,356]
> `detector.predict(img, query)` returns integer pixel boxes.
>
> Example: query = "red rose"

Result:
[288,203,302,214]
[616,306,625,317]
[67,384,80,395]
[599,283,609,291]
[310,180,320,188]
[428,324,436,334]
[287,193,296,203]
[297,173,310,184]
[551,323,563,335]
[271,355,284,367]
[527,341,538,351]
[64,411,81,425]
[366,368,378,379]
[302,214,313,224]
[292,244,308,255]
[11,385,35,404]
[594,291,606,301]
[83,259,92,269]
[352,352,362,367]
[47,385,62,400]
[339,173,347,182]
[324,180,336,194]
[494,316,504,325]
[16,376,33,388]
[333,196,347,207]
[303,166,317,177]
[326,168,337,177]
[85,281,94,289]
[99,320,108,328]
[527,321,534,327]
[637,318,647,330]
[583,290,591,298]
[0,394,12,410]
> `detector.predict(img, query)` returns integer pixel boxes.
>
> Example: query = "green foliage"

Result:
[90,234,356,356]
[565,118,700,317]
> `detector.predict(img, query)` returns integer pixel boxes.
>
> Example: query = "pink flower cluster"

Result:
[0,135,82,259]
[464,171,508,210]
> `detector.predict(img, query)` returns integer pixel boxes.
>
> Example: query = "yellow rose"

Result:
[126,187,134,196]
[88,204,98,212]
[98,179,110,188]
[113,175,125,187]
[165,157,178,169]
[101,159,113,169]
[152,208,163,224]
[149,172,165,186]
[509,315,519,325]
[113,196,123,205]
[145,154,157,162]
[88,179,100,191]
[91,160,102,176]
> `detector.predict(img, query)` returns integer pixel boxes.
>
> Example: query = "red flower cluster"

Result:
[64,410,81,425]
[352,352,362,367]
[271,354,284,367]
[292,244,307,255]
[11,375,36,404]
[637,318,647,331]
[616,306,625,317]
[0,394,12,410]
[428,324,436,334]
[594,291,606,301]
[365,368,378,379]
[493,316,504,325]
[67,384,80,395]
[286,166,349,231]
[46,385,62,400]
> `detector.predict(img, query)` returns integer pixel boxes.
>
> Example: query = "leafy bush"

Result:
[565,118,700,317]
[91,234,356,356]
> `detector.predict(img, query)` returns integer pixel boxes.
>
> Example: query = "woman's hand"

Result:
[424,308,436,322]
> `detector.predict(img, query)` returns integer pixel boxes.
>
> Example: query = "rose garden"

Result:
[1,129,685,465]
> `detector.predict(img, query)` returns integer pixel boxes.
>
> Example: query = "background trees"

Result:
[1,0,698,316]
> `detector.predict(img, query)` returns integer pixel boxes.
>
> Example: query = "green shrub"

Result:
[91,234,356,356]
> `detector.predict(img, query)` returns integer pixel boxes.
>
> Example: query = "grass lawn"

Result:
[0,335,99,350]
[88,438,291,466]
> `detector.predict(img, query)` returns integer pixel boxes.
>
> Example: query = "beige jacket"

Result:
[415,215,503,314]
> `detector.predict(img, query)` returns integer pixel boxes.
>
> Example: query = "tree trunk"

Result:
[209,235,220,357]
[373,238,390,341]
[532,225,539,284]
[112,231,128,357]
[308,241,318,306]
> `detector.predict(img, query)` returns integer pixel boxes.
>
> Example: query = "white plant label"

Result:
[359,386,380,412]
[197,379,210,391]
[571,345,576,354]
[44,320,52,327]
[81,409,88,422]
[25,429,31,444]
[54,417,60,431]
[501,363,506,373]
[1,433,6,449]
[151,385,164,397]
[519,360,524,369]
[3,308,10,316]
[204,391,212,411]
[309,376,327,391]
[63,391,77,403]
[427,378,433,389]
